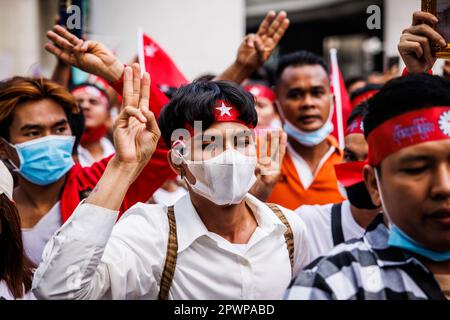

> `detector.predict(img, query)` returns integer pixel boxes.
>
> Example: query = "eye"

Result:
[55,126,68,134]
[401,166,428,175]
[311,88,325,97]
[24,131,39,138]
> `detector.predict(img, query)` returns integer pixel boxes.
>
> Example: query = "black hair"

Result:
[345,76,367,90]
[158,80,258,147]
[347,102,369,127]
[350,83,383,103]
[364,73,450,139]
[275,51,328,81]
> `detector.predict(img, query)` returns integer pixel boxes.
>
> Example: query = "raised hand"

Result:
[45,25,124,83]
[398,11,446,74]
[250,129,287,202]
[113,63,161,165]
[236,11,290,70]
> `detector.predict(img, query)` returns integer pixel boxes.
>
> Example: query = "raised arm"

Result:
[32,64,162,300]
[46,25,124,84]
[398,11,446,74]
[215,11,290,84]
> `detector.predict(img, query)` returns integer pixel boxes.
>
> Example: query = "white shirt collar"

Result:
[174,193,287,253]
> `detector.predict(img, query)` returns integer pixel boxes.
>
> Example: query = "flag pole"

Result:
[137,27,145,75]
[330,48,345,150]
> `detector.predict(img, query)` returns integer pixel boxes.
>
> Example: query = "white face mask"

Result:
[179,149,257,206]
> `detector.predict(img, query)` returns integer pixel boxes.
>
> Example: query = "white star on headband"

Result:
[216,102,232,117]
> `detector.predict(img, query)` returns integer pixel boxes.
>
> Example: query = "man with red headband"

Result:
[286,73,450,300]
[71,83,115,166]
[296,98,381,261]
[33,81,311,300]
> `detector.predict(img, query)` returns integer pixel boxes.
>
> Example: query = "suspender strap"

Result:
[158,206,178,300]
[266,203,295,274]
[331,203,345,246]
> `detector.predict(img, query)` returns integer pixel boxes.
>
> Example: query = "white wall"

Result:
[0,0,41,79]
[89,0,246,80]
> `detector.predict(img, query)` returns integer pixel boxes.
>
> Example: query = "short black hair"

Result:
[364,73,450,139]
[347,102,369,127]
[350,83,383,104]
[275,51,328,82]
[345,76,366,89]
[158,80,258,147]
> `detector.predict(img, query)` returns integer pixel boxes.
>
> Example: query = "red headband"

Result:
[351,90,379,108]
[346,116,364,136]
[184,100,253,136]
[334,161,367,187]
[72,85,109,107]
[244,85,276,103]
[367,106,450,166]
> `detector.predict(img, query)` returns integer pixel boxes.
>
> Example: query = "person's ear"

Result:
[0,138,19,166]
[363,165,381,207]
[167,150,196,185]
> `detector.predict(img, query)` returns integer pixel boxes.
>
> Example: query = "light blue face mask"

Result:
[388,224,450,262]
[6,135,75,186]
[283,119,334,147]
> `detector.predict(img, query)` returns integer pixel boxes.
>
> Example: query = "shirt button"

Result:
[241,258,249,267]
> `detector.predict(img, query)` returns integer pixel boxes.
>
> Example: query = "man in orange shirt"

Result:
[266,51,345,209]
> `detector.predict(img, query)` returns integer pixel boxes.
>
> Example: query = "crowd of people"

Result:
[0,10,449,300]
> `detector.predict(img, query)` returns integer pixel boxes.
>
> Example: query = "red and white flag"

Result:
[138,28,189,88]
[330,48,352,150]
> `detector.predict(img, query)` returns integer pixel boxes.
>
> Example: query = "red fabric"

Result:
[346,116,364,136]
[61,145,175,222]
[244,84,276,103]
[80,125,108,144]
[141,33,188,88]
[351,90,379,109]
[334,161,366,187]
[367,106,450,165]
[401,68,433,76]
[330,64,352,140]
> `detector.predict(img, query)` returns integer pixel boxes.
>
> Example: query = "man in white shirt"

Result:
[296,100,381,260]
[33,77,311,300]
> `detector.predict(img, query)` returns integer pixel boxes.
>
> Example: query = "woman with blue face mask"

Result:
[0,66,173,266]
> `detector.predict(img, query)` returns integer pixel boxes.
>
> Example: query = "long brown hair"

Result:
[0,194,34,298]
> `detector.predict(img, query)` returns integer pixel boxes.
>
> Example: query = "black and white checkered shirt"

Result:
[285,215,447,300]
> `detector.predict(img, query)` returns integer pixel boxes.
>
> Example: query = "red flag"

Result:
[330,49,352,148]
[139,31,188,88]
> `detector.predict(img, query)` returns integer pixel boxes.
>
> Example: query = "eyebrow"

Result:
[20,119,68,132]
[398,155,433,163]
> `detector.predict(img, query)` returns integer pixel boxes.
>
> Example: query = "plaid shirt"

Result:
[285,215,447,300]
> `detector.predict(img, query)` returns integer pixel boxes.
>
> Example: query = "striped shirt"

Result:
[285,215,447,300]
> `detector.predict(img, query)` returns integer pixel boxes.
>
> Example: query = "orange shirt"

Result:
[267,136,345,210]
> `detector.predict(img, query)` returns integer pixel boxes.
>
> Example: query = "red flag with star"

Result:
[139,31,189,88]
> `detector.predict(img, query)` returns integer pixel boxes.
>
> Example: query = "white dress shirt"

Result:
[295,200,365,261]
[32,194,311,300]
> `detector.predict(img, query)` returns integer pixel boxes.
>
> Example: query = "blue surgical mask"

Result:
[283,120,334,147]
[276,100,334,147]
[6,135,75,186]
[388,224,450,262]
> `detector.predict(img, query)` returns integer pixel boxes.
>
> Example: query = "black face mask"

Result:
[345,182,379,210]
